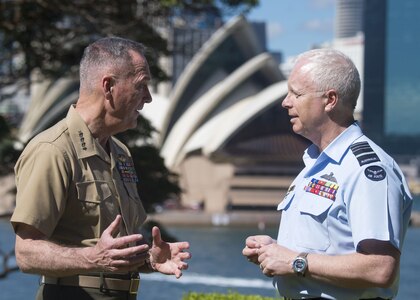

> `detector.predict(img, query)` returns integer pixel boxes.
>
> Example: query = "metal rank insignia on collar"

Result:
[78,130,87,151]
[304,178,339,201]
[116,154,139,183]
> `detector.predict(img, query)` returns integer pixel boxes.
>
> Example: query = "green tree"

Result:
[0,115,20,175]
[116,115,182,212]
[0,0,258,90]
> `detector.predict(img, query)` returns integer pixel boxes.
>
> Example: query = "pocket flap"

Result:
[298,194,334,217]
[76,181,112,203]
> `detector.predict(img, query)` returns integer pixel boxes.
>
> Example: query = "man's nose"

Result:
[282,94,291,108]
[144,87,152,103]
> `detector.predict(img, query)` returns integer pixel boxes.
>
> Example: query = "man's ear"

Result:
[325,89,338,112]
[102,76,114,100]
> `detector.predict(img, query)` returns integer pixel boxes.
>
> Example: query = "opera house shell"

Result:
[18,16,310,213]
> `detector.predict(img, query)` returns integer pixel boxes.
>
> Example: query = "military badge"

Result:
[351,141,380,166]
[304,178,339,201]
[117,154,127,163]
[78,130,87,150]
[284,184,295,198]
[320,172,337,183]
[116,154,139,183]
[364,165,386,181]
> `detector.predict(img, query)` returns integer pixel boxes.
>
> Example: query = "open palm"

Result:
[149,226,191,278]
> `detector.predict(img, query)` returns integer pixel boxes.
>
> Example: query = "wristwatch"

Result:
[292,252,308,276]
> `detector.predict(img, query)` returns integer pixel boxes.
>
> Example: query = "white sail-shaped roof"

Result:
[160,15,265,144]
[180,81,288,163]
[160,53,282,168]
[18,77,78,142]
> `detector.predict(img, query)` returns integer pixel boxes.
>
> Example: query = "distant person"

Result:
[11,37,191,300]
[243,48,413,300]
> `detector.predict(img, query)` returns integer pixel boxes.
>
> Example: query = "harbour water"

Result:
[1,218,419,300]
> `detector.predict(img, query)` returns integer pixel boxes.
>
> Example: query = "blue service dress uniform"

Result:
[275,122,413,300]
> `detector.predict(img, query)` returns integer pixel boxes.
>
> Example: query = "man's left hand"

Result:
[148,226,191,278]
[257,244,296,277]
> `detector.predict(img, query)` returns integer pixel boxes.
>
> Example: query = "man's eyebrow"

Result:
[288,86,299,94]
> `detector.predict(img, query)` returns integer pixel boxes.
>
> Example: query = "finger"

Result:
[112,243,149,259]
[245,236,260,248]
[248,257,259,265]
[109,256,146,270]
[244,252,258,262]
[151,226,162,246]
[175,241,190,251]
[174,269,182,279]
[108,248,150,268]
[103,215,122,237]
[256,245,266,256]
[243,247,258,257]
[257,253,265,264]
[113,234,145,249]
[177,251,191,261]
[178,262,189,270]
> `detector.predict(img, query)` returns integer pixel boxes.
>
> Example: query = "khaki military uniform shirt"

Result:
[11,105,147,247]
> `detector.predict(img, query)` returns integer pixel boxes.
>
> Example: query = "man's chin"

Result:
[292,124,303,135]
[121,120,138,132]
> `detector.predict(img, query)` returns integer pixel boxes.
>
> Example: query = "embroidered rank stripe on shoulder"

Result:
[350,141,380,166]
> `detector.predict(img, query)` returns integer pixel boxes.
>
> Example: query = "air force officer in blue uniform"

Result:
[243,49,413,300]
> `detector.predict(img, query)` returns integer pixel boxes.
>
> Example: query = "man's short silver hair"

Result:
[79,37,146,92]
[295,48,361,111]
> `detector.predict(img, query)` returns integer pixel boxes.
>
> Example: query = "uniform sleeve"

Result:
[346,163,408,251]
[11,142,70,237]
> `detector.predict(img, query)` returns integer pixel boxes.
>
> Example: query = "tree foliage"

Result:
[116,115,182,212]
[0,0,258,89]
[0,115,21,175]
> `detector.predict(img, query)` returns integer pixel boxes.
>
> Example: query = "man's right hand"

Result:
[85,215,149,273]
[242,235,275,264]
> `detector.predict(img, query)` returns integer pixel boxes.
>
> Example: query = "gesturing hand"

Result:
[86,215,149,273]
[148,226,191,279]
[243,235,275,264]
[257,243,296,277]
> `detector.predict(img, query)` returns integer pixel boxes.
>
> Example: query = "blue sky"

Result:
[246,0,336,59]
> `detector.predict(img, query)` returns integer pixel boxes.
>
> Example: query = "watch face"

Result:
[293,258,307,273]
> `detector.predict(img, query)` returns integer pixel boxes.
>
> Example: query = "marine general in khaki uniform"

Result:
[11,37,191,300]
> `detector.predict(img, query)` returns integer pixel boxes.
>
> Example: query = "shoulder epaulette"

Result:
[350,141,381,166]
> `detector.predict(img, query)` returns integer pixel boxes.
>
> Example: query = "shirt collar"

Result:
[303,122,364,166]
[66,105,103,160]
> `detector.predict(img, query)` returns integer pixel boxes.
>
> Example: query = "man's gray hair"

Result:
[79,37,146,92]
[295,48,361,111]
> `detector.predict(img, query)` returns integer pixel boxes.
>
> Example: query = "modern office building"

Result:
[335,0,364,38]
[363,0,420,156]
[169,8,223,85]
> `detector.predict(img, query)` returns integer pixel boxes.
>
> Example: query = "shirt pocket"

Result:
[296,194,334,251]
[76,180,112,214]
